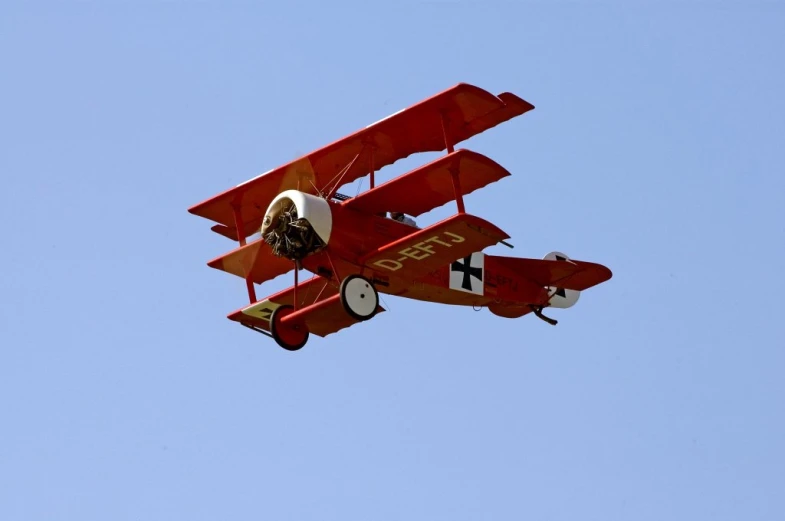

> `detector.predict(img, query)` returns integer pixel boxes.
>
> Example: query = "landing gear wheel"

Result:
[340,274,379,321]
[269,305,309,351]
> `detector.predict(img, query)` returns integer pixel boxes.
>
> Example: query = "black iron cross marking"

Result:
[553,255,566,297]
[257,307,275,321]
[451,255,483,291]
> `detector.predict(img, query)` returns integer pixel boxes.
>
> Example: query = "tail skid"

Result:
[531,305,558,326]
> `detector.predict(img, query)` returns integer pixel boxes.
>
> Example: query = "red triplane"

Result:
[188,83,612,351]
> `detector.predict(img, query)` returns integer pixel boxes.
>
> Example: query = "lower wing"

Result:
[227,275,384,337]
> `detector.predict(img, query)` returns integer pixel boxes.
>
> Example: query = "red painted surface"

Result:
[188,83,534,241]
[191,83,612,344]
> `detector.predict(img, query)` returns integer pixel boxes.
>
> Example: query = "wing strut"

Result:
[325,148,364,200]
[440,112,466,214]
[440,111,454,153]
[242,322,273,337]
[293,261,299,311]
[232,203,257,303]
[450,165,466,214]
[369,146,375,189]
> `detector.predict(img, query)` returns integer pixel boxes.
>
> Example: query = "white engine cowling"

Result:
[544,251,580,309]
[261,190,333,260]
[262,190,332,242]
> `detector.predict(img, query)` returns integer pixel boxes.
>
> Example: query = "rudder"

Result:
[543,251,580,309]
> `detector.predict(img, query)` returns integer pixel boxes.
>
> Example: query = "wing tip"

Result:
[206,257,224,270]
[455,148,513,179]
[462,213,511,242]
[211,224,239,241]
[447,83,535,113]
[497,91,535,113]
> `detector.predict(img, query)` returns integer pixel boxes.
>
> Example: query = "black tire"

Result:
[270,305,309,351]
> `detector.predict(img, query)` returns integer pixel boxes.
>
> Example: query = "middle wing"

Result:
[343,149,510,217]
[207,239,293,284]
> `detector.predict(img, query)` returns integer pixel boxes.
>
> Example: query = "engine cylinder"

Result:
[261,190,333,261]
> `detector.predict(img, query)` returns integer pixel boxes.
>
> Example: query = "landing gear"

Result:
[269,305,309,351]
[340,274,379,321]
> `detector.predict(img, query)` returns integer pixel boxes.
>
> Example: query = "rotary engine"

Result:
[261,190,333,261]
[262,203,322,260]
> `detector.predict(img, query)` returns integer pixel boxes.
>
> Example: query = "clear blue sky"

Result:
[1,2,783,520]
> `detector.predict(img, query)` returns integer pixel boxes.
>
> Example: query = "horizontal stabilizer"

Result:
[492,256,612,292]
[344,149,510,217]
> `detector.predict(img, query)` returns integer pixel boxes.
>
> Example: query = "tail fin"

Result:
[543,251,581,309]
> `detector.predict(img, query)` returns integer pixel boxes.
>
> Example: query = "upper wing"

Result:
[360,213,510,280]
[342,149,510,217]
[227,276,384,337]
[188,84,533,240]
